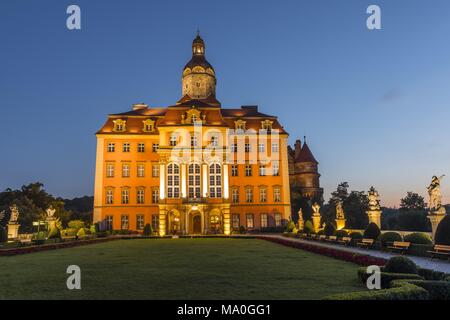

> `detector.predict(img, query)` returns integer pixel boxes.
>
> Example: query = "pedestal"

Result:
[312,214,321,233]
[335,219,346,231]
[428,208,446,242]
[7,223,20,241]
[47,218,57,231]
[297,218,304,231]
[366,210,382,229]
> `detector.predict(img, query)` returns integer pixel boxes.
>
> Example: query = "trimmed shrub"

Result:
[89,224,96,235]
[380,232,402,246]
[285,220,296,233]
[303,220,314,235]
[404,232,432,245]
[0,227,7,243]
[357,267,424,288]
[364,222,381,240]
[435,215,450,245]
[349,231,363,240]
[324,223,336,237]
[418,268,448,281]
[335,230,349,238]
[143,223,153,236]
[407,280,450,300]
[239,226,246,234]
[77,228,87,238]
[68,220,85,231]
[384,256,418,275]
[47,227,61,240]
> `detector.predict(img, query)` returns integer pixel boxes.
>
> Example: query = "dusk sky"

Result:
[1,0,449,207]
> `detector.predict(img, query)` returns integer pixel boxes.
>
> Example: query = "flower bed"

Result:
[258,236,387,266]
[0,238,118,257]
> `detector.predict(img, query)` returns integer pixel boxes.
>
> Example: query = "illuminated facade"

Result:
[93,33,291,235]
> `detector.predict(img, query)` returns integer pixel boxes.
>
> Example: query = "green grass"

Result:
[0,238,365,299]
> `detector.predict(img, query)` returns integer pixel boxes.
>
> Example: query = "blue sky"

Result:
[1,0,449,206]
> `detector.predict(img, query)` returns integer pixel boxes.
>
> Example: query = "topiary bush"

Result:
[303,220,314,235]
[435,215,450,245]
[324,223,336,237]
[384,256,418,275]
[349,231,363,240]
[404,232,432,245]
[285,220,296,233]
[364,222,381,240]
[335,230,349,238]
[47,227,61,240]
[143,223,153,236]
[68,220,85,231]
[77,228,87,238]
[380,232,403,246]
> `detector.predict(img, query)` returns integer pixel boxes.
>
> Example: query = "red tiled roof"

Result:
[296,142,318,163]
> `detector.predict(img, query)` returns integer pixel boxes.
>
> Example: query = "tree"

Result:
[344,191,369,229]
[400,192,426,210]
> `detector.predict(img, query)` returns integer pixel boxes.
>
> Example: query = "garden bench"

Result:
[337,237,352,246]
[428,244,450,260]
[319,235,327,241]
[61,235,77,241]
[356,238,374,249]
[387,241,410,254]
[326,236,337,243]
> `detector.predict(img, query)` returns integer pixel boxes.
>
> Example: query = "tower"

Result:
[180,32,217,101]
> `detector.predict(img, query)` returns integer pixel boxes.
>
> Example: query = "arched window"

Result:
[209,164,222,198]
[188,163,201,199]
[167,163,180,198]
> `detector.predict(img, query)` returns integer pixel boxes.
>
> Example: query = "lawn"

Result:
[0,238,365,299]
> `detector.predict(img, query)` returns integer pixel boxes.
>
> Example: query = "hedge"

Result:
[379,232,402,247]
[404,232,433,245]
[435,215,450,245]
[408,280,450,300]
[357,267,423,288]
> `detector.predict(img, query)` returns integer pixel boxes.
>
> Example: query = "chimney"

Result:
[294,139,302,159]
[133,103,148,111]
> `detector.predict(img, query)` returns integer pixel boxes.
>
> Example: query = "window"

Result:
[272,143,279,153]
[261,213,268,228]
[122,164,130,177]
[275,213,282,227]
[152,189,159,204]
[107,143,115,152]
[246,214,254,229]
[260,188,267,203]
[274,188,281,203]
[106,216,113,230]
[259,165,266,176]
[211,136,218,147]
[258,143,265,153]
[106,189,114,204]
[143,119,155,132]
[113,119,126,132]
[235,120,246,131]
[245,143,251,153]
[232,188,239,203]
[231,165,238,177]
[121,189,130,204]
[123,143,130,152]
[167,163,180,198]
[106,163,115,177]
[152,165,159,177]
[209,164,222,198]
[232,214,240,229]
[245,165,252,177]
[152,215,159,231]
[261,120,273,131]
[136,214,144,230]
[230,143,237,152]
[137,143,145,153]
[272,161,280,176]
[190,135,198,147]
[170,134,178,147]
[245,188,253,203]
[152,143,159,152]
[137,189,145,204]
[137,164,145,177]
[121,215,129,230]
[188,163,201,199]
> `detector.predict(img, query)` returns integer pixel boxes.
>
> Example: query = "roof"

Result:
[184,55,214,71]
[296,142,318,163]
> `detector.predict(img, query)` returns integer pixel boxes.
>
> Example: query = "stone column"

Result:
[223,164,229,200]
[222,207,231,236]
[312,214,321,233]
[181,163,187,198]
[158,209,167,237]
[159,163,166,200]
[428,207,446,242]
[7,223,20,241]
[297,209,304,230]
[367,210,382,229]
[202,163,208,198]
[335,218,346,231]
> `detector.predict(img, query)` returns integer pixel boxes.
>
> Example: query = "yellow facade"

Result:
[93,34,291,235]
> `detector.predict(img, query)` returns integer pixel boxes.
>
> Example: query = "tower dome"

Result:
[181,32,217,100]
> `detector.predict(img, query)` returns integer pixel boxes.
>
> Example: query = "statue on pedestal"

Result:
[427,175,447,241]
[7,205,20,240]
[335,201,346,230]
[311,202,322,233]
[297,208,304,231]
[9,205,20,224]
[366,187,382,228]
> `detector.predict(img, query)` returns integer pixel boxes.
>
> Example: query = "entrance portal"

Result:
[192,215,201,234]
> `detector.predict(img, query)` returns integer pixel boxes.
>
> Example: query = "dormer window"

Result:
[234,119,246,132]
[113,119,126,132]
[261,120,273,132]
[143,119,155,133]
[185,107,203,124]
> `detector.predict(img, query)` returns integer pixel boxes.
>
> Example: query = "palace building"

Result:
[93,33,296,236]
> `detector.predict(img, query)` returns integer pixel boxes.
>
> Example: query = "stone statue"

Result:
[428,175,445,212]
[368,186,381,211]
[46,206,56,219]
[297,208,304,230]
[336,201,345,220]
[312,202,321,215]
[9,205,19,224]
